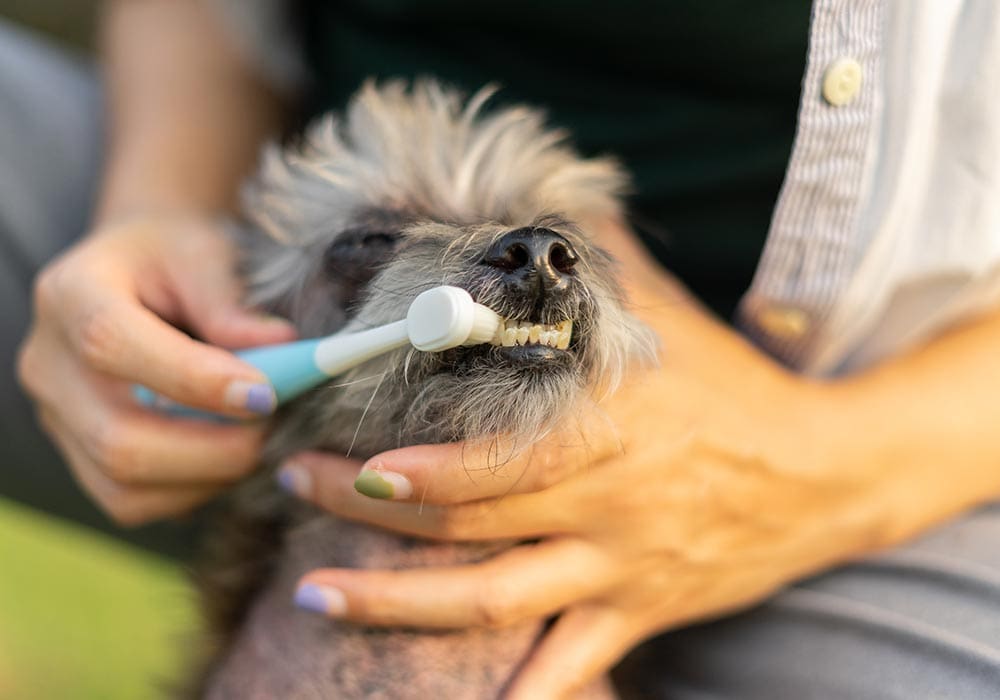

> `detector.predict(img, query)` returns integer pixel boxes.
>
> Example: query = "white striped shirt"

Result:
[740,0,1000,376]
[214,0,1000,378]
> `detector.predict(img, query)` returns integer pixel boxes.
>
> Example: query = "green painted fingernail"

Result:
[354,469,412,500]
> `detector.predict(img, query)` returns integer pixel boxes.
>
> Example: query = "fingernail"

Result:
[225,380,276,414]
[256,313,296,330]
[354,467,413,500]
[276,463,312,499]
[294,583,347,617]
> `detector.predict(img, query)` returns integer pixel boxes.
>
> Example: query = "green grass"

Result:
[0,498,198,700]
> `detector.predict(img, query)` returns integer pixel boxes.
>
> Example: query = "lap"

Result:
[617,502,1000,699]
[0,19,102,266]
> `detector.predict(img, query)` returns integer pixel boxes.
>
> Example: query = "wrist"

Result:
[750,375,895,567]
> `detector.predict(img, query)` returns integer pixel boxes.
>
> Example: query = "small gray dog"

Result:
[195,80,655,699]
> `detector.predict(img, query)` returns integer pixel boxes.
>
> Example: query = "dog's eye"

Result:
[323,228,401,309]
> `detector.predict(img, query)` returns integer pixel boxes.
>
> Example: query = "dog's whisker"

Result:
[345,370,387,459]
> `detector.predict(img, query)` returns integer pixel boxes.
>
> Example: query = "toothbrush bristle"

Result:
[463,304,503,346]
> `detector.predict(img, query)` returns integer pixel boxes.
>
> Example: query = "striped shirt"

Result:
[214,0,1000,377]
[741,0,1000,376]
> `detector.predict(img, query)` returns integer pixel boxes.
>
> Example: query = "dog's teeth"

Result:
[488,318,574,348]
[557,320,573,349]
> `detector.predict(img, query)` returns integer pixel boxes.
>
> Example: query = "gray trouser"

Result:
[3,19,999,699]
[0,20,202,557]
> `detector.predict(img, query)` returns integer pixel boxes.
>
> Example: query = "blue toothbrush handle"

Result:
[133,338,325,418]
[236,339,324,404]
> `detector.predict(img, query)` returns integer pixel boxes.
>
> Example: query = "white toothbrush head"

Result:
[406,286,502,352]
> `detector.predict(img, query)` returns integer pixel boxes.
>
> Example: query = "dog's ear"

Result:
[227,217,298,320]
[226,218,348,336]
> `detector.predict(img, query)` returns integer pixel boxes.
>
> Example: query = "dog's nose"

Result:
[483,228,578,293]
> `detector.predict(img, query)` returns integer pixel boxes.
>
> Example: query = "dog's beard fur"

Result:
[196,80,655,699]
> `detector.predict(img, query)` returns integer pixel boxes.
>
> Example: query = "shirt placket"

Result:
[737,0,884,371]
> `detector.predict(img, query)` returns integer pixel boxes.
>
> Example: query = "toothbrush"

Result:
[134,286,501,417]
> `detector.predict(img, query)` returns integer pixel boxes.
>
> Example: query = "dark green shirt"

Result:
[296,0,811,319]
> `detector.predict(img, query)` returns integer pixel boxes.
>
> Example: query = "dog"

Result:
[194,80,655,699]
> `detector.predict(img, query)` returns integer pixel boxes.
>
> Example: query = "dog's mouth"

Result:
[489,318,573,350]
[439,312,579,370]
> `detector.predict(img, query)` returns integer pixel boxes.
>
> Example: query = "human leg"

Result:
[617,503,1000,698]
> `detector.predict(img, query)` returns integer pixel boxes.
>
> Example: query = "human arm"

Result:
[16,0,296,525]
[276,220,1000,698]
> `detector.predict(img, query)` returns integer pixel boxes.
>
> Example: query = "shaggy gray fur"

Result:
[195,80,655,699]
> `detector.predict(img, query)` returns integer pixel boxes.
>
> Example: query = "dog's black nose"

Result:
[483,227,578,293]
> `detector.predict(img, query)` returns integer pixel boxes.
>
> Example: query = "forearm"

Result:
[96,0,287,220]
[827,308,1000,546]
[601,219,1000,560]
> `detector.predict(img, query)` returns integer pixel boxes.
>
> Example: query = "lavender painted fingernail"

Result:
[276,463,312,499]
[224,381,276,414]
[294,583,347,617]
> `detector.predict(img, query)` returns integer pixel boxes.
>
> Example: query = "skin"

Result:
[15,2,1000,697]
[16,0,294,525]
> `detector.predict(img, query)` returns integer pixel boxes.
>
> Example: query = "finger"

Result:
[39,409,224,525]
[294,538,616,629]
[29,330,266,485]
[161,227,297,349]
[352,422,622,505]
[505,605,638,700]
[52,277,277,416]
[277,451,565,540]
[75,408,266,485]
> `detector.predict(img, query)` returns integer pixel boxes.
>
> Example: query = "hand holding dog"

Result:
[17,215,296,525]
[280,257,889,698]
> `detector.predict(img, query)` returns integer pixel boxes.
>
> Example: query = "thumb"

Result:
[162,227,298,350]
[193,302,298,350]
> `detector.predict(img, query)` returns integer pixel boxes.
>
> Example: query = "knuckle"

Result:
[195,313,232,346]
[74,468,152,527]
[14,339,43,398]
[76,304,124,372]
[103,496,154,528]
[530,443,589,491]
[473,580,523,629]
[433,503,485,539]
[87,421,140,484]
[32,261,67,313]
[531,461,564,491]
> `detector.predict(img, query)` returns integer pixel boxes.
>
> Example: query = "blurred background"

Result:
[1,3,198,698]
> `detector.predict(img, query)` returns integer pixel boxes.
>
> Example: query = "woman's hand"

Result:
[17,214,296,525]
[274,274,888,698]
[274,221,1000,698]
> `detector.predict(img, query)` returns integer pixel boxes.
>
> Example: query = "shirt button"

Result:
[756,306,811,340]
[822,57,863,106]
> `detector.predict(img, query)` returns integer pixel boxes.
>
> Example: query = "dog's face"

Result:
[238,82,654,456]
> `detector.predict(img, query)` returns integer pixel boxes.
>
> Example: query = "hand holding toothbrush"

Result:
[134,286,503,417]
[17,215,297,525]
